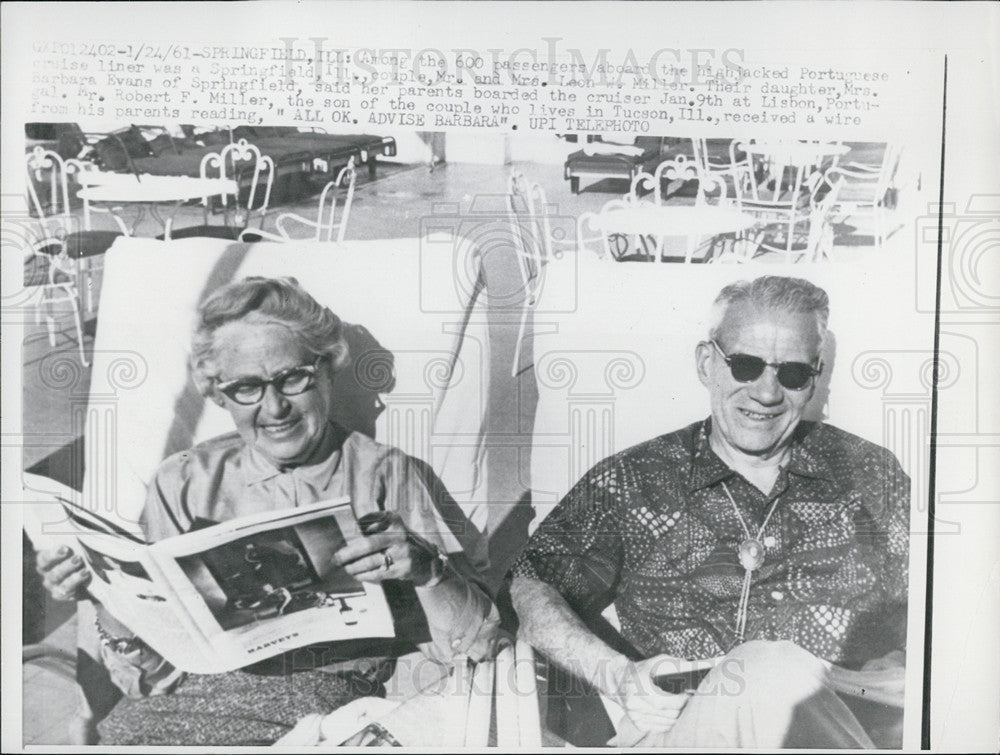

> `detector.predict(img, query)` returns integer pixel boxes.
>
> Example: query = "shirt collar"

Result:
[241,422,347,486]
[687,419,737,492]
[687,418,837,492]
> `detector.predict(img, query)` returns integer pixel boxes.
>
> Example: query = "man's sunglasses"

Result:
[216,356,325,405]
[709,340,821,391]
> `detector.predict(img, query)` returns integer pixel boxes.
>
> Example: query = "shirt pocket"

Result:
[785,493,860,555]
[787,499,842,528]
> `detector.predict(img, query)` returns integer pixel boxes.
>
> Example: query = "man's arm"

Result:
[510,575,629,697]
[511,575,691,734]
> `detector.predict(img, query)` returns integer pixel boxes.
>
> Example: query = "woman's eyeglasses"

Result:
[216,357,325,405]
[709,340,821,391]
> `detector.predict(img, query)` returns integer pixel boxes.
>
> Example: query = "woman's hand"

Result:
[333,513,435,585]
[36,545,91,601]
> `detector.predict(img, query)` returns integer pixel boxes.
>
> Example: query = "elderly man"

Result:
[510,276,909,748]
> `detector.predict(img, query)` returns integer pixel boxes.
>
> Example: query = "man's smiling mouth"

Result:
[739,408,782,421]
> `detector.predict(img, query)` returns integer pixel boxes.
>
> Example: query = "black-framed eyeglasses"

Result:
[216,356,325,405]
[709,340,821,391]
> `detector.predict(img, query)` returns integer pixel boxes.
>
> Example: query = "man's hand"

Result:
[610,655,700,734]
[36,545,90,601]
[826,650,906,708]
[862,649,905,672]
[333,513,434,585]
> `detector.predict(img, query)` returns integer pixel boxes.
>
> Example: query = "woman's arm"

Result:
[35,544,183,697]
[332,514,501,663]
[91,604,185,697]
[78,459,194,698]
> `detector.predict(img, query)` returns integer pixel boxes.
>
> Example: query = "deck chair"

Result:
[630,156,733,262]
[564,136,670,195]
[232,126,396,180]
[20,231,497,744]
[491,641,544,747]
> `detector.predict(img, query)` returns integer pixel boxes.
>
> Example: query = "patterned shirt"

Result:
[512,419,910,668]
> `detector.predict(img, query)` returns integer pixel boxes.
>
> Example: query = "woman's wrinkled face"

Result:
[210,318,333,469]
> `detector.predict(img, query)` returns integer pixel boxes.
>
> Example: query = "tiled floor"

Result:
[19,151,894,744]
[22,601,80,745]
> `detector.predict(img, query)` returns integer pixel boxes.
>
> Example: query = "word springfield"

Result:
[30,38,895,132]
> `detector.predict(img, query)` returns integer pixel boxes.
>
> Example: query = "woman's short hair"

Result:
[190,277,349,397]
[708,276,830,345]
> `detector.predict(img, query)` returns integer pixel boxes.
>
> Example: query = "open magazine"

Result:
[25,497,397,673]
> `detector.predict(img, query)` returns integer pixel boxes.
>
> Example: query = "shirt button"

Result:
[771,590,784,601]
[764,536,777,548]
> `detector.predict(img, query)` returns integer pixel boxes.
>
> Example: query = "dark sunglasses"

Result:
[216,356,325,405]
[709,340,821,391]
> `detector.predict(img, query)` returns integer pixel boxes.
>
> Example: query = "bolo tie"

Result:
[720,480,784,645]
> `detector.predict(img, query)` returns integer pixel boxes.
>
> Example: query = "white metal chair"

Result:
[578,157,736,264]
[731,140,830,261]
[577,197,632,261]
[19,231,91,367]
[629,155,731,209]
[790,171,846,262]
[240,157,356,243]
[166,139,275,240]
[634,156,732,262]
[26,147,125,315]
[691,138,752,197]
[825,143,903,249]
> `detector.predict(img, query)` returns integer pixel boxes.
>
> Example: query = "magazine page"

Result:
[67,529,219,673]
[147,499,396,672]
[3,1,998,751]
[21,492,222,673]
[21,493,111,557]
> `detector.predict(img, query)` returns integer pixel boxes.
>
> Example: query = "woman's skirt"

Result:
[97,667,384,745]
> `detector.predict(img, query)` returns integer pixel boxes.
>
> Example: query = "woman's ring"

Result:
[382,551,393,570]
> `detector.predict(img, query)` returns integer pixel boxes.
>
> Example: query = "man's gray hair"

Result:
[190,276,349,397]
[708,276,830,344]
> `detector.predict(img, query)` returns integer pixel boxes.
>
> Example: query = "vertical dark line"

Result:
[922,53,947,751]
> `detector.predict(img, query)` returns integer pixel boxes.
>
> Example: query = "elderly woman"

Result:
[36,277,500,745]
